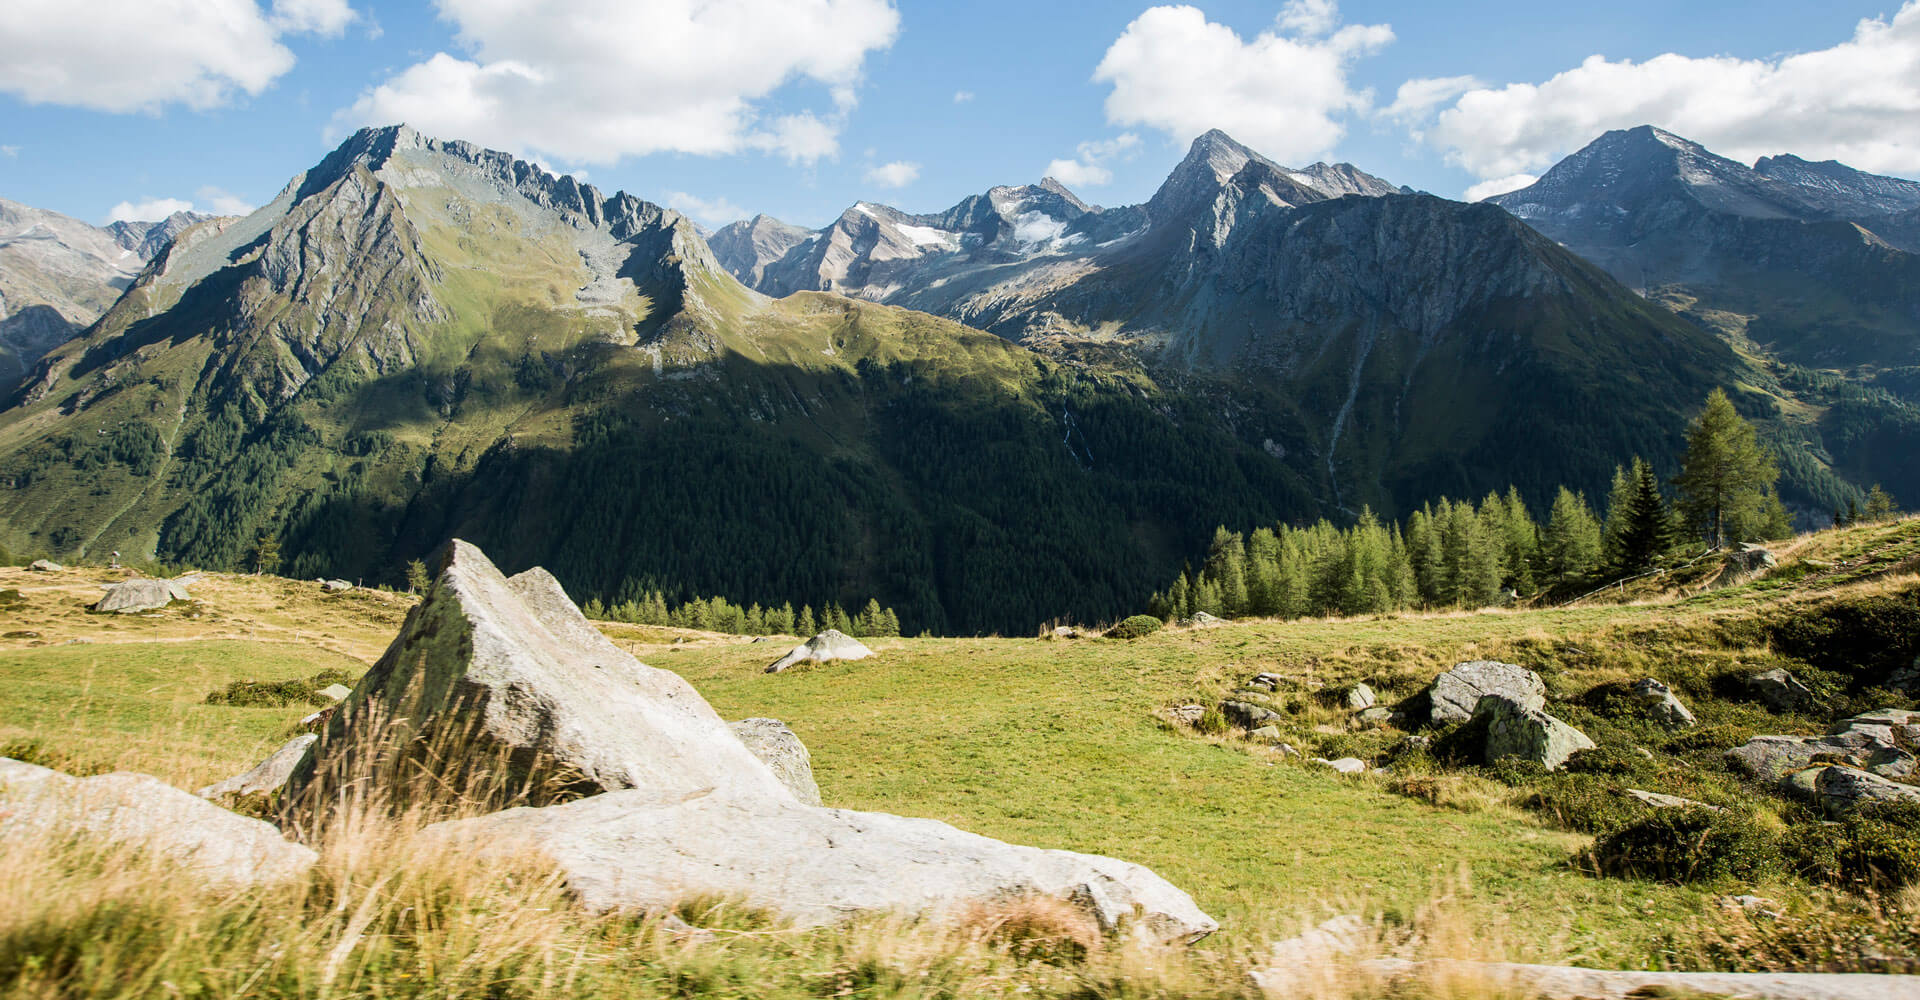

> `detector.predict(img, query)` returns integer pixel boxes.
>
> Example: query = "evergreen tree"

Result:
[797,604,816,636]
[1500,486,1540,596]
[1203,527,1250,617]
[404,558,429,594]
[1601,463,1636,570]
[251,535,281,575]
[1865,484,1897,521]
[1673,388,1780,547]
[877,608,900,637]
[1542,487,1602,586]
[1616,458,1673,573]
[857,598,884,637]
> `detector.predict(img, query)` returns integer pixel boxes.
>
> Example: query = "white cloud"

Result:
[195,185,257,216]
[1404,3,1920,180]
[336,0,900,166]
[1092,3,1392,163]
[1381,75,1481,124]
[0,145,17,158]
[952,90,974,104]
[1463,173,1536,202]
[0,0,358,113]
[863,160,921,188]
[667,191,748,227]
[1042,132,1140,187]
[270,0,355,36]
[1044,159,1112,187]
[107,197,195,223]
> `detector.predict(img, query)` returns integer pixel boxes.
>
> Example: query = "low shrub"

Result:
[1564,745,1652,778]
[1784,801,1920,892]
[0,738,109,775]
[1194,707,1229,736]
[1105,615,1163,640]
[1514,775,1645,833]
[1588,808,1782,884]
[204,669,356,708]
[1660,724,1754,755]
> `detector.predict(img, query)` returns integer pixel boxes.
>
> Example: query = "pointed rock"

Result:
[765,630,872,674]
[198,734,318,799]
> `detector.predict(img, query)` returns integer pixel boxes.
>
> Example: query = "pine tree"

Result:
[251,535,280,575]
[1865,484,1897,522]
[1601,463,1635,570]
[797,604,816,637]
[857,598,884,637]
[1616,458,1673,573]
[877,608,900,637]
[1203,527,1249,617]
[404,558,429,594]
[1673,388,1780,548]
[1542,487,1602,586]
[1500,486,1540,596]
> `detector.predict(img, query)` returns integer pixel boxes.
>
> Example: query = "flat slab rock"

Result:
[93,578,191,613]
[198,734,317,799]
[1424,661,1545,725]
[1,758,314,886]
[765,630,873,674]
[1728,709,1920,786]
[423,785,1217,944]
[1360,958,1918,1000]
[285,540,793,809]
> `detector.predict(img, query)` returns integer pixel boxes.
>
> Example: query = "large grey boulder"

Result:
[1343,683,1376,710]
[1475,695,1594,771]
[1709,545,1777,589]
[1727,710,1920,786]
[1629,678,1696,730]
[729,719,822,807]
[1221,700,1282,729]
[197,734,318,800]
[1888,658,1920,696]
[1424,661,1545,725]
[1810,765,1920,814]
[765,630,873,674]
[27,559,61,572]
[93,578,191,613]
[1,758,315,886]
[423,785,1217,944]
[284,540,794,811]
[1747,668,1816,713]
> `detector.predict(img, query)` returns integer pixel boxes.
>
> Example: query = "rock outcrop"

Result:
[765,630,873,674]
[729,719,822,807]
[1221,700,1282,729]
[1809,765,1920,814]
[424,785,1216,943]
[1,758,315,885]
[92,578,191,613]
[1629,678,1696,730]
[27,559,61,572]
[197,734,319,800]
[1747,668,1816,713]
[283,540,794,811]
[1475,695,1594,771]
[1422,661,1546,725]
[291,540,1216,941]
[1727,709,1919,785]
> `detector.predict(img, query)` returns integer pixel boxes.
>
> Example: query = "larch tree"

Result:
[1672,388,1780,548]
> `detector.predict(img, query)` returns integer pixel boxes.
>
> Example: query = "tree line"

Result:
[580,591,903,639]
[1148,390,1896,623]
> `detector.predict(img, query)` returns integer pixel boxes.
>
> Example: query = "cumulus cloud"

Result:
[1403,3,1920,180]
[195,185,258,216]
[0,145,18,158]
[1042,133,1140,187]
[863,160,920,188]
[1092,2,1392,163]
[1463,174,1537,202]
[667,191,748,227]
[0,0,357,113]
[952,90,974,104]
[336,0,900,166]
[1380,75,1481,124]
[269,0,355,36]
[106,197,195,223]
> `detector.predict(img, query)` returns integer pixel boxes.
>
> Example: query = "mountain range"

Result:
[0,199,209,385]
[1,123,1916,631]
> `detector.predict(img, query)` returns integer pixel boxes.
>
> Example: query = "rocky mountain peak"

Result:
[1288,161,1407,199]
[1752,153,1920,217]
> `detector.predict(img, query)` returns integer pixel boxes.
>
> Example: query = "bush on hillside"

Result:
[1588,808,1782,884]
[204,669,356,708]
[1785,801,1920,892]
[1660,723,1754,755]
[1105,615,1163,640]
[1564,745,1653,778]
[1768,592,1920,684]
[1515,775,1646,833]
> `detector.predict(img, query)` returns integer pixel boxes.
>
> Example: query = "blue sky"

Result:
[2,1,1917,230]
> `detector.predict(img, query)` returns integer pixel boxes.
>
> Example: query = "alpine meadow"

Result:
[3,2,1920,999]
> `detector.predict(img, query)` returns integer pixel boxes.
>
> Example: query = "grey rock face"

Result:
[1748,668,1817,713]
[1,758,315,886]
[765,630,873,674]
[1811,765,1920,814]
[1220,700,1282,729]
[729,719,822,807]
[1726,709,1920,785]
[1629,678,1697,730]
[708,215,814,286]
[27,559,61,572]
[1625,789,1720,811]
[1355,707,1395,729]
[1475,695,1594,771]
[317,684,351,702]
[322,579,353,592]
[422,785,1217,943]
[1167,704,1206,727]
[197,734,319,799]
[1248,725,1283,741]
[1711,546,1778,589]
[1343,683,1376,710]
[1424,661,1546,725]
[93,578,191,613]
[284,540,794,810]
